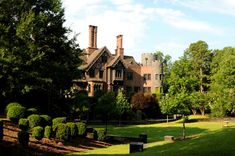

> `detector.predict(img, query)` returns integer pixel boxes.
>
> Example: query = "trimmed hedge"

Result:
[32,126,44,140]
[7,106,26,123]
[27,114,42,129]
[55,123,70,141]
[52,117,66,131]
[76,122,86,136]
[94,128,106,141]
[66,122,77,137]
[5,102,22,114]
[0,120,3,141]
[18,118,29,131]
[40,115,52,127]
[44,126,52,139]
[18,130,29,147]
[26,108,38,117]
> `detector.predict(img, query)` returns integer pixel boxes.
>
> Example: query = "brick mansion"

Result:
[73,25,163,97]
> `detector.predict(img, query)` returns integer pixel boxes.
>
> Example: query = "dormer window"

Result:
[101,55,107,63]
[115,69,122,78]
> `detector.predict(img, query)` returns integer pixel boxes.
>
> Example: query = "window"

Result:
[155,74,159,80]
[143,87,151,93]
[89,69,95,78]
[143,74,151,80]
[99,70,103,78]
[101,55,107,63]
[127,72,133,80]
[115,69,122,78]
[126,86,132,93]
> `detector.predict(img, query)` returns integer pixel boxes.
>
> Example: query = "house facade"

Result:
[73,25,163,97]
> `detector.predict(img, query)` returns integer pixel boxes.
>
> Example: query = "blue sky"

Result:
[62,0,235,62]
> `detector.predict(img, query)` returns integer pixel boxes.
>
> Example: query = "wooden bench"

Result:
[164,135,174,141]
[130,142,144,153]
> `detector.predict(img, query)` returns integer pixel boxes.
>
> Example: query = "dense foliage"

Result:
[7,106,26,122]
[27,114,42,128]
[32,126,44,140]
[18,118,29,131]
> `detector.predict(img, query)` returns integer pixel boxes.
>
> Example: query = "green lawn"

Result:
[67,117,235,156]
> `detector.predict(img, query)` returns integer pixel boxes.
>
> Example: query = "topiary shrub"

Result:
[66,122,78,137]
[40,115,52,127]
[94,128,106,141]
[7,106,26,123]
[18,130,29,147]
[76,122,86,136]
[55,123,70,141]
[44,126,52,139]
[27,114,42,129]
[52,117,66,131]
[26,108,38,117]
[32,126,44,140]
[18,118,29,131]
[5,102,22,115]
[0,120,3,141]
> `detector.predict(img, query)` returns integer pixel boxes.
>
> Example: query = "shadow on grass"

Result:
[67,127,235,156]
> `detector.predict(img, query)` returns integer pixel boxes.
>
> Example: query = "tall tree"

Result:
[0,0,81,113]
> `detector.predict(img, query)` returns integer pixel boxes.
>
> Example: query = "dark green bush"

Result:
[26,108,38,117]
[7,106,26,123]
[66,122,77,137]
[76,122,86,136]
[18,130,29,147]
[27,114,42,128]
[55,123,70,141]
[44,126,52,139]
[32,126,44,140]
[18,118,29,131]
[52,117,66,131]
[0,120,3,141]
[94,128,106,141]
[5,102,22,114]
[40,115,52,127]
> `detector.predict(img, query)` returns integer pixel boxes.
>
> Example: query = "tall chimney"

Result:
[87,25,98,55]
[116,35,124,59]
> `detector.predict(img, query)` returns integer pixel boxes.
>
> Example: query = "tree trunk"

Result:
[199,106,205,116]
[182,115,186,140]
[191,108,197,115]
[167,115,169,123]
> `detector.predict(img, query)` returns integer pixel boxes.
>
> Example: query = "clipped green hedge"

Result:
[66,122,77,137]
[7,106,26,123]
[52,117,66,131]
[94,128,106,141]
[76,122,86,136]
[27,114,42,129]
[0,120,3,141]
[40,115,52,127]
[26,108,38,117]
[44,126,52,139]
[5,102,22,114]
[18,130,29,147]
[32,126,44,140]
[55,123,70,141]
[18,118,29,131]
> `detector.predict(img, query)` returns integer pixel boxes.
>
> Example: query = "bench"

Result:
[129,142,144,153]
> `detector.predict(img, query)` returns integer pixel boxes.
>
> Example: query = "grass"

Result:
[67,116,235,156]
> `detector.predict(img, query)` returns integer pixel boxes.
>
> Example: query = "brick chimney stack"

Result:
[87,25,98,55]
[116,35,124,59]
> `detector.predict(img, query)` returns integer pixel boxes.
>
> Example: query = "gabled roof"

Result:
[107,56,127,68]
[79,46,112,70]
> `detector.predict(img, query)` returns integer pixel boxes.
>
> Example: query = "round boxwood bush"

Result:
[26,108,38,117]
[52,117,66,131]
[44,126,52,139]
[40,115,52,127]
[55,123,70,141]
[18,130,29,147]
[0,120,3,141]
[5,102,22,114]
[76,122,87,136]
[66,122,78,137]
[94,128,106,141]
[7,106,26,123]
[27,114,42,129]
[18,118,29,131]
[32,126,44,140]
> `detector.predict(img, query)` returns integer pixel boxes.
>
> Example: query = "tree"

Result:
[96,92,116,133]
[115,89,131,126]
[0,0,81,114]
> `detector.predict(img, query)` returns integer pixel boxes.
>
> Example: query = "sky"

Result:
[62,0,235,62]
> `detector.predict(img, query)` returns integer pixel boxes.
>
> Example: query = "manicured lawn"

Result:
[67,116,235,156]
